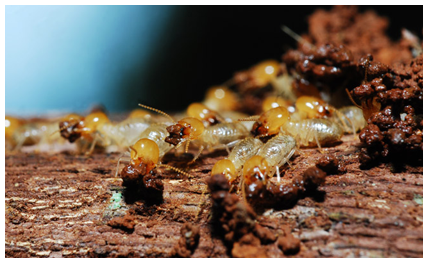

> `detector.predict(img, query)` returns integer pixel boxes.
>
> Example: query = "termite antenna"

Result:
[281,25,315,49]
[345,88,363,110]
[129,145,137,156]
[138,104,175,123]
[184,140,190,154]
[237,116,260,122]
[157,164,193,179]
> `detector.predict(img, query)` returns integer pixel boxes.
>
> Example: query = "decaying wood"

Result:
[5,135,423,257]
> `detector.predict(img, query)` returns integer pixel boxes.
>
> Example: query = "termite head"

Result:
[345,88,382,122]
[243,155,269,186]
[187,103,221,126]
[250,60,281,88]
[295,96,335,119]
[5,116,22,139]
[59,112,108,142]
[165,117,205,146]
[251,106,290,137]
[204,86,238,111]
[129,138,159,172]
[262,96,292,112]
[211,159,238,183]
[128,108,152,119]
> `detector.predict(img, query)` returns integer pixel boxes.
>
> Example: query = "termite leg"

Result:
[115,152,131,177]
[313,132,324,154]
[190,145,204,164]
[276,166,281,183]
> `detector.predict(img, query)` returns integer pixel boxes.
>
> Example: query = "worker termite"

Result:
[6,114,77,152]
[139,104,249,162]
[239,106,290,138]
[294,95,358,135]
[202,86,239,112]
[261,96,293,113]
[234,60,282,91]
[118,138,192,202]
[255,134,297,181]
[240,135,296,198]
[186,102,225,127]
[5,116,22,150]
[282,119,343,150]
[118,138,191,178]
[212,134,296,196]
[334,106,366,134]
[211,137,264,183]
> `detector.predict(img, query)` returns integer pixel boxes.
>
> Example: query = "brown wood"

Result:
[5,135,423,257]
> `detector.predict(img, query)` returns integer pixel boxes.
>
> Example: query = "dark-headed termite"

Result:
[186,102,225,127]
[59,111,154,154]
[139,104,249,162]
[239,106,290,138]
[6,115,75,152]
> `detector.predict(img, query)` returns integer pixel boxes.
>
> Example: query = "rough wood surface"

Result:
[5,135,423,258]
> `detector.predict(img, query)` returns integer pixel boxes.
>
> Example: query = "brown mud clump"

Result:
[107,213,136,233]
[316,154,346,174]
[304,6,415,65]
[245,166,327,210]
[351,54,423,167]
[170,223,200,257]
[207,173,279,258]
[120,163,164,204]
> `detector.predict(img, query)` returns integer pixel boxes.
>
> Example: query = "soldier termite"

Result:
[139,104,249,162]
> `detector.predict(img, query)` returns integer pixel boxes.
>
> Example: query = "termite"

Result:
[345,55,382,122]
[202,86,239,112]
[282,119,343,150]
[234,60,282,91]
[211,137,264,183]
[139,104,249,162]
[59,111,154,154]
[295,95,357,135]
[186,102,225,127]
[212,135,296,193]
[118,138,191,179]
[261,96,293,113]
[335,106,366,134]
[239,106,290,138]
[6,114,77,152]
[5,116,22,149]
[241,135,296,197]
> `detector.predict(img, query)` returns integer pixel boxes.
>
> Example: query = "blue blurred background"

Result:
[5,5,422,116]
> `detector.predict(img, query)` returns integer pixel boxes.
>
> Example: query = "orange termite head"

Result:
[243,155,269,186]
[128,108,152,119]
[204,86,238,112]
[250,60,281,88]
[211,159,238,183]
[261,96,292,112]
[187,102,221,126]
[295,96,335,119]
[5,116,22,139]
[129,138,159,172]
[251,106,290,137]
[165,117,205,146]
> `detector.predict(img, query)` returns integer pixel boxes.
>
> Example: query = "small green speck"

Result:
[413,194,423,205]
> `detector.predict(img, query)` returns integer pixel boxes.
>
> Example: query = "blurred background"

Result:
[5,5,423,116]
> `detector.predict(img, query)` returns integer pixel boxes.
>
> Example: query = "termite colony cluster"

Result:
[5,6,422,257]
